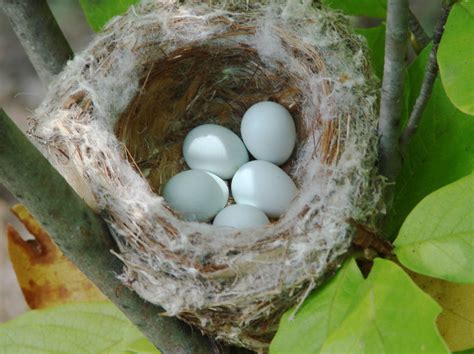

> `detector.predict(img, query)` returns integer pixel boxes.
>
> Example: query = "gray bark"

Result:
[400,3,453,155]
[1,0,73,84]
[378,0,409,181]
[408,9,431,51]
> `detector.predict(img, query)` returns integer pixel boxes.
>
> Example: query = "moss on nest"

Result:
[31,0,383,350]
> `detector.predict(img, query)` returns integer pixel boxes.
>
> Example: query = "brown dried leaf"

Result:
[7,204,106,309]
[410,271,474,352]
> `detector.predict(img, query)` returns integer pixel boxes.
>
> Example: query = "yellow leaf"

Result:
[410,271,474,352]
[7,204,106,309]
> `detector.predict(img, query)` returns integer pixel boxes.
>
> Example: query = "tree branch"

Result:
[1,0,73,85]
[399,2,453,156]
[408,8,431,52]
[378,0,409,181]
[0,109,214,354]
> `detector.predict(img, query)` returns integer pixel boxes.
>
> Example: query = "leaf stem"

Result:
[0,109,214,354]
[377,0,409,181]
[399,2,453,156]
[0,0,73,85]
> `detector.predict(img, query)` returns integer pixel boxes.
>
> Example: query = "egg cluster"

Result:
[163,101,297,229]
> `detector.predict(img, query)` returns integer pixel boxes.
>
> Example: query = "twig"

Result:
[399,2,453,155]
[1,0,73,84]
[378,0,409,181]
[0,109,214,354]
[349,219,393,257]
[408,8,431,52]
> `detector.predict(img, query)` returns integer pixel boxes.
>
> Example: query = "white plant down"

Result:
[30,0,382,349]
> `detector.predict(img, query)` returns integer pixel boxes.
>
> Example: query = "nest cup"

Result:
[32,0,382,350]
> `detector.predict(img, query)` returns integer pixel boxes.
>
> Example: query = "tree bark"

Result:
[1,0,73,85]
[408,8,431,52]
[378,0,409,181]
[400,2,453,155]
[0,109,214,354]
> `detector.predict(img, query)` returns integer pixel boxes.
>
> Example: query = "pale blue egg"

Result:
[241,101,296,165]
[231,160,297,218]
[163,170,228,222]
[183,124,249,179]
[213,204,269,229]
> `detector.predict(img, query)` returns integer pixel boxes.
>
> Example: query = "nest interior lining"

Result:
[32,1,382,350]
[115,40,336,196]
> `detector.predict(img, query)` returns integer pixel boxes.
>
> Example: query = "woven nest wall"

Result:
[32,0,382,350]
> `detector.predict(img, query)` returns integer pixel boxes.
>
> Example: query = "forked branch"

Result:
[400,2,453,155]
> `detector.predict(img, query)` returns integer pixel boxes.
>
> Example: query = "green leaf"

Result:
[356,25,385,79]
[270,259,364,354]
[454,349,474,354]
[125,338,160,354]
[438,1,474,116]
[325,0,387,18]
[79,0,139,32]
[395,174,474,284]
[320,259,449,354]
[0,301,160,354]
[386,46,474,237]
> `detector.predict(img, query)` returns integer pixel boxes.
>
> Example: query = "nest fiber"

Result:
[32,0,381,349]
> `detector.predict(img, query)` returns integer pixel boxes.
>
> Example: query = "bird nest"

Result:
[32,0,382,350]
